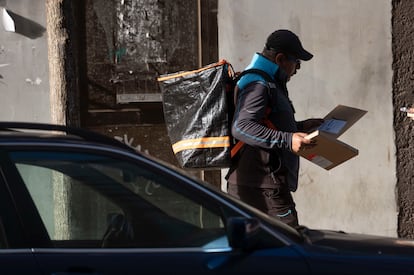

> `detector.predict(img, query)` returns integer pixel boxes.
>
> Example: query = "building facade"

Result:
[1,0,413,238]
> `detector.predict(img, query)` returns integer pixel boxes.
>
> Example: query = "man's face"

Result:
[279,55,301,81]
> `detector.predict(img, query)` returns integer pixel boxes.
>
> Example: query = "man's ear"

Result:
[274,53,286,65]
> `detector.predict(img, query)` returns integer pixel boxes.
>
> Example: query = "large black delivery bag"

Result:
[158,60,235,169]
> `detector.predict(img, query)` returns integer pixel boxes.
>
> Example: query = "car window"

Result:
[10,151,227,249]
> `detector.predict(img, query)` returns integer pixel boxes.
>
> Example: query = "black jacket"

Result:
[227,53,302,191]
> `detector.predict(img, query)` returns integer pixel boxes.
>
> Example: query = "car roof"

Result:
[0,121,136,152]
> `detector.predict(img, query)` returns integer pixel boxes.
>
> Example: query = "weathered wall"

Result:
[0,0,50,122]
[84,0,199,165]
[392,0,414,239]
[3,0,411,239]
[219,0,398,237]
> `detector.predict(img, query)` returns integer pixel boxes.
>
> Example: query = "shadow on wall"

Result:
[2,7,46,39]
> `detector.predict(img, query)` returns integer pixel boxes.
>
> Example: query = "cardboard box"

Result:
[297,105,367,170]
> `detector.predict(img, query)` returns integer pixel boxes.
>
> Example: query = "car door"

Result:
[0,151,43,274]
[4,146,309,274]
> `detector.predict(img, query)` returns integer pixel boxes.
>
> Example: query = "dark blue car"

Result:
[0,122,413,274]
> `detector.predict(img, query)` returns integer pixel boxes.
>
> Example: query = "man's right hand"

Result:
[291,132,313,153]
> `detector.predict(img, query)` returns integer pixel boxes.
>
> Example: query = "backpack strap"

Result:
[230,69,277,159]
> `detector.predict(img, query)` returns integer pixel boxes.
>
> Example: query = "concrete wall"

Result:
[392,0,414,239]
[219,0,397,236]
[0,0,50,122]
[0,0,401,238]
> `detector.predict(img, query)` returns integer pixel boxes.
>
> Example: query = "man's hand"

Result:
[292,132,313,153]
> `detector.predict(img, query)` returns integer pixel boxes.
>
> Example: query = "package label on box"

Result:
[318,119,347,135]
[306,154,333,169]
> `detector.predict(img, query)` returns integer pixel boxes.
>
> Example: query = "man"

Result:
[227,29,323,228]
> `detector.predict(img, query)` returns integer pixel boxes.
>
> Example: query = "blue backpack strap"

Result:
[236,69,273,88]
[230,69,277,159]
[235,68,277,104]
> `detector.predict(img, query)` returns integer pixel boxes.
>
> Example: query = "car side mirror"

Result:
[226,217,260,251]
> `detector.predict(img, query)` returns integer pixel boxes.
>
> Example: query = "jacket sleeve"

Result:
[231,83,293,151]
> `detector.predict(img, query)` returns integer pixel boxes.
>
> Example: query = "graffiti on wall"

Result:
[114,133,150,154]
[87,0,198,108]
[113,132,160,195]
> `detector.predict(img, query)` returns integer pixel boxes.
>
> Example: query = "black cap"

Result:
[265,29,313,61]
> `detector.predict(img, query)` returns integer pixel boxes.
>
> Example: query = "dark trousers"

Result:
[227,183,299,228]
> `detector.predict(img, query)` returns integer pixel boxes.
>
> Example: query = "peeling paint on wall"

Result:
[86,0,198,108]
[85,0,199,173]
[115,0,167,65]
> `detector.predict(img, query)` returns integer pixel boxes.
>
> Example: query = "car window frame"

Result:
[0,148,51,248]
[2,144,235,250]
[1,142,301,252]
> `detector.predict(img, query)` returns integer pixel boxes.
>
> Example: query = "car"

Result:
[0,121,413,274]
